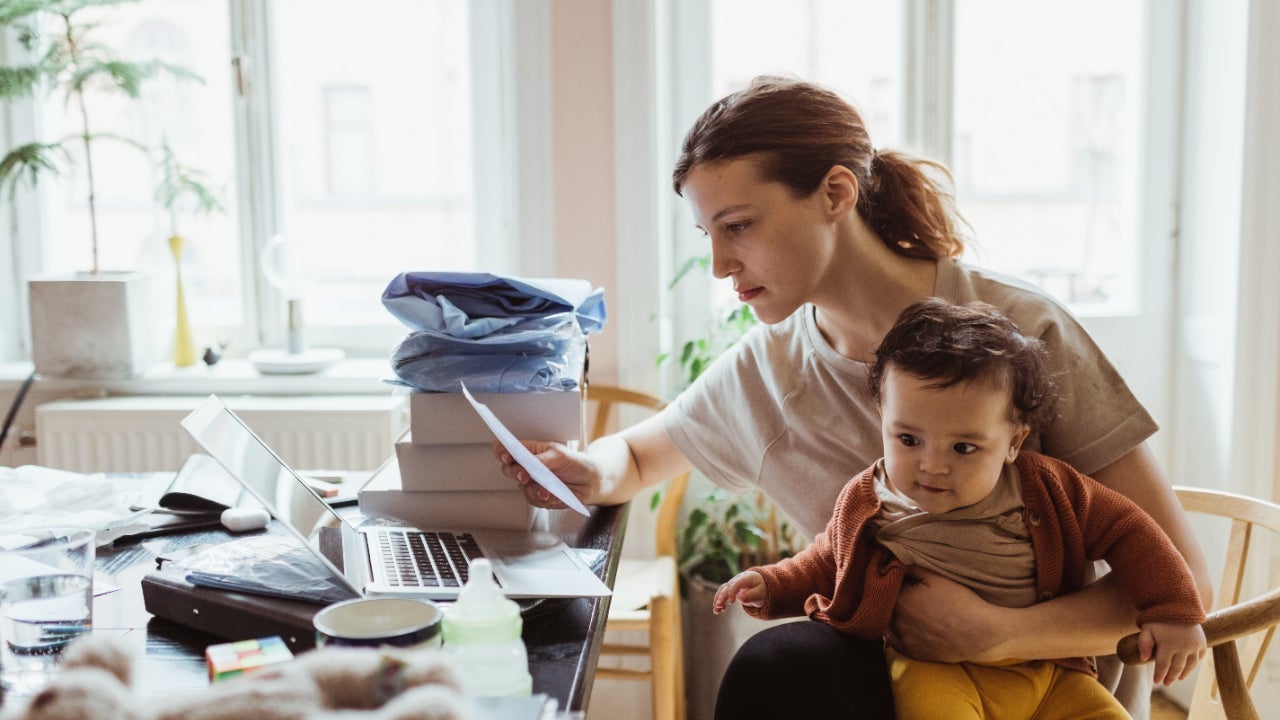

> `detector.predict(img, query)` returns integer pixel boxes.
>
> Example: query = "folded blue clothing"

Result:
[381,272,603,392]
[382,272,607,335]
[388,313,586,392]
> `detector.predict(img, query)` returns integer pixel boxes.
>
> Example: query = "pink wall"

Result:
[551,1,618,386]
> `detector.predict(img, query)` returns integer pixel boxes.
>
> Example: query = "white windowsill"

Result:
[0,358,399,397]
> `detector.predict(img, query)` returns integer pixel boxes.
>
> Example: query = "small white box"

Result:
[394,441,513,491]
[409,389,583,445]
[358,460,540,531]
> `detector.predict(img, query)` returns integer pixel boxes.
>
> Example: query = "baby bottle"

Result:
[441,558,533,697]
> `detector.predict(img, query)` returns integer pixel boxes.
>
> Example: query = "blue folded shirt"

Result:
[381,272,605,393]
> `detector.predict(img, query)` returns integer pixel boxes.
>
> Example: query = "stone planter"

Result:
[682,574,804,720]
[28,270,159,379]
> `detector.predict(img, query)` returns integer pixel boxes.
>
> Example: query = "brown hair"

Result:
[672,76,966,260]
[868,298,1056,428]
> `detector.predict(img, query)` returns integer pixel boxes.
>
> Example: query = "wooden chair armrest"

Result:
[1116,586,1280,664]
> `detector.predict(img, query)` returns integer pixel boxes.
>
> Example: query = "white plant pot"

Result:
[28,270,159,379]
[682,574,804,720]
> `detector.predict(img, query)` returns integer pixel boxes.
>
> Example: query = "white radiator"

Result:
[35,395,407,473]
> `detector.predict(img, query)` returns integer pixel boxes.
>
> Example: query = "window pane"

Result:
[954,0,1143,313]
[39,0,241,327]
[273,0,473,327]
[711,0,905,148]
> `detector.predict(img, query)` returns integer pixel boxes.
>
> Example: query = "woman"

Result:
[496,76,1211,719]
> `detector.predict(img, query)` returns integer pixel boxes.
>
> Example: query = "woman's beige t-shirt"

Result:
[665,257,1158,541]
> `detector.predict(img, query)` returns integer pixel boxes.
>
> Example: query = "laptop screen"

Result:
[181,396,360,591]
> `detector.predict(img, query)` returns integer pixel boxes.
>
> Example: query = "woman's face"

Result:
[682,157,839,324]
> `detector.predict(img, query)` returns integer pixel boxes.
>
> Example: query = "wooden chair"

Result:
[587,385,689,720]
[1118,486,1280,720]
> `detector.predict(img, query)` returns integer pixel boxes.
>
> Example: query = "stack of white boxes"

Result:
[359,389,584,530]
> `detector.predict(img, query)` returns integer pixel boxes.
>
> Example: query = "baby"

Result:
[713,298,1206,719]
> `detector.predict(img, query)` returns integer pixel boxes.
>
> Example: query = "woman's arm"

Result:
[890,443,1213,662]
[496,411,694,508]
[1090,444,1213,607]
[889,571,1137,662]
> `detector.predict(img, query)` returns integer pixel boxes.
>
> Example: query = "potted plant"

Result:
[0,0,214,378]
[660,257,806,720]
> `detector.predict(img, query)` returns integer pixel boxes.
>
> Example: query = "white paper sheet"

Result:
[460,384,590,516]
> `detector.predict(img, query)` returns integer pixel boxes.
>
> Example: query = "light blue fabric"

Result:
[381,272,604,392]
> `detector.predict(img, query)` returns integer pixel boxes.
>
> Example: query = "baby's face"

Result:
[879,367,1030,514]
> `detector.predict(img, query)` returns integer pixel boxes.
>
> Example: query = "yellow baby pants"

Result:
[887,647,1131,720]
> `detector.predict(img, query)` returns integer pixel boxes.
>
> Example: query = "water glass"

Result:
[0,526,95,697]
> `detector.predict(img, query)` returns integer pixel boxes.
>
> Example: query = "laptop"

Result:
[180,395,611,600]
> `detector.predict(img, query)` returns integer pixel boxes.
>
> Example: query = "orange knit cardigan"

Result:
[747,451,1205,676]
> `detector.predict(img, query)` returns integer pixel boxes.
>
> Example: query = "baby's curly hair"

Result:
[869,298,1057,430]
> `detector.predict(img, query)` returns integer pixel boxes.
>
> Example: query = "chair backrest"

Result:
[1176,486,1280,720]
[585,384,689,558]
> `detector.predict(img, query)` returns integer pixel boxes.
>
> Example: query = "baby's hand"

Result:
[712,571,767,614]
[1139,621,1207,686]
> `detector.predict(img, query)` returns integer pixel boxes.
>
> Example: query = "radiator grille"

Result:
[35,395,407,473]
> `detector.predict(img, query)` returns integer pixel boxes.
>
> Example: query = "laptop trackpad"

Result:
[483,532,581,570]
[498,547,581,571]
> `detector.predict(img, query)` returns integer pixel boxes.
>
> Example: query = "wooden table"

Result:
[1,493,627,714]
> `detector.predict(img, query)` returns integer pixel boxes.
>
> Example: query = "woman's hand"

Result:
[492,440,602,508]
[886,569,1004,662]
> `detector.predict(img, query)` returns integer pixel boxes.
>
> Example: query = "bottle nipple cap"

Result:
[443,558,523,643]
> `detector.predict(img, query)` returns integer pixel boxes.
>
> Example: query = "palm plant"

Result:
[0,0,209,273]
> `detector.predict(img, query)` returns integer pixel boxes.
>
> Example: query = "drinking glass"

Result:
[0,526,95,697]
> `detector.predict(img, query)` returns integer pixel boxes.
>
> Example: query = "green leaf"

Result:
[44,0,139,19]
[679,340,695,366]
[686,508,707,531]
[0,0,48,25]
[68,57,150,97]
[648,490,662,512]
[669,253,711,290]
[0,141,68,201]
[0,63,47,98]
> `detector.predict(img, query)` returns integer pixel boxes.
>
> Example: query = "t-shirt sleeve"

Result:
[1006,296,1158,475]
[663,325,788,493]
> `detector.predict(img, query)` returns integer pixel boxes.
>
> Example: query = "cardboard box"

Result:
[359,461,540,531]
[394,441,513,491]
[409,389,583,446]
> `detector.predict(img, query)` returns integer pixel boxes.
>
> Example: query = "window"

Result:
[33,1,242,330]
[953,0,1144,313]
[324,86,374,197]
[3,0,525,361]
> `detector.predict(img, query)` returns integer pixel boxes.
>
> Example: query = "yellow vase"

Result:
[169,235,198,367]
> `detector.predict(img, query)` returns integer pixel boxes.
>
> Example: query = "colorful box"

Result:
[205,636,294,682]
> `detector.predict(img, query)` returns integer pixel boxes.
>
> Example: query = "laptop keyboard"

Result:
[372,529,488,588]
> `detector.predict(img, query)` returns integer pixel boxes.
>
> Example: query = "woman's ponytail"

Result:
[859,150,966,260]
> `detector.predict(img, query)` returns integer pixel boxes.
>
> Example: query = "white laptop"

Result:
[180,395,611,600]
